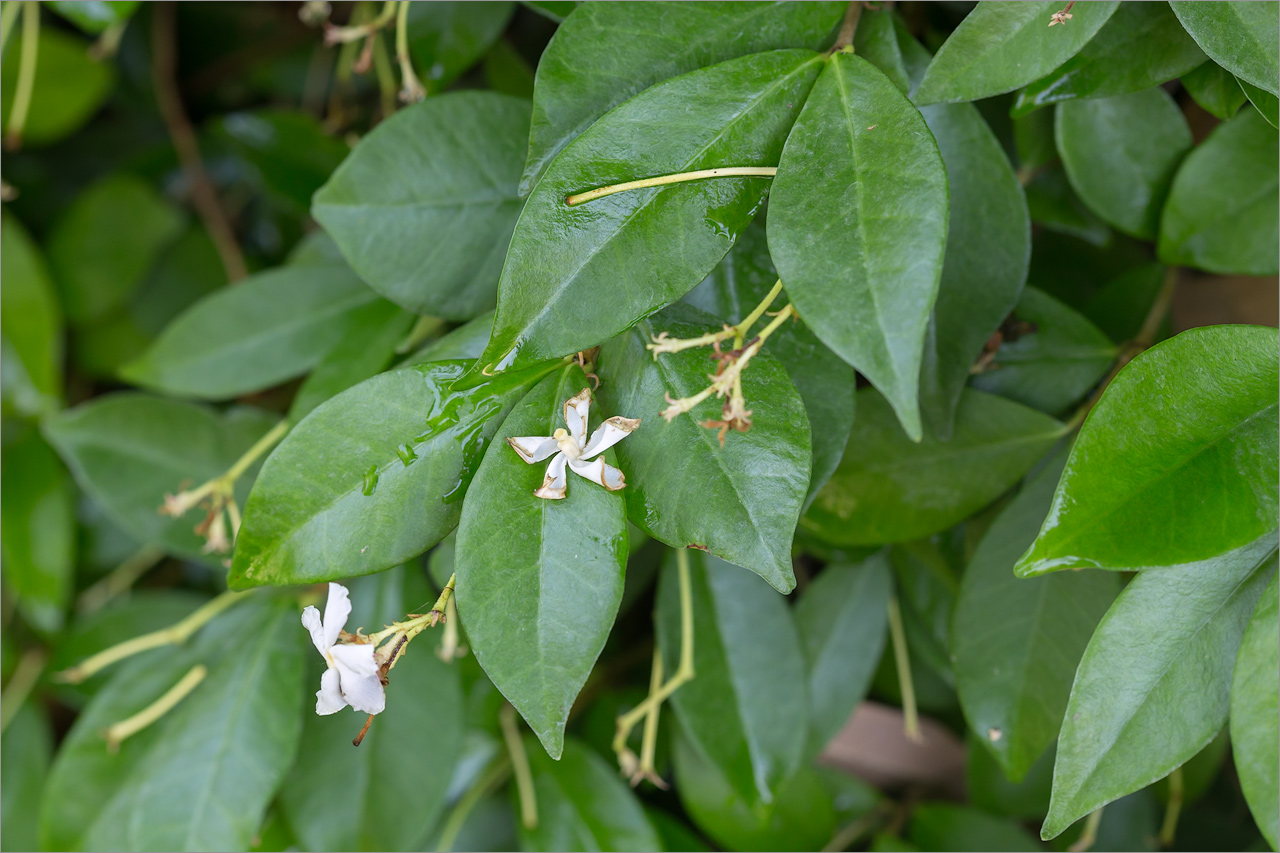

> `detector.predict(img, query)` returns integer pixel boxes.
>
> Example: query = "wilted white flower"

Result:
[507,389,640,500]
[301,583,385,716]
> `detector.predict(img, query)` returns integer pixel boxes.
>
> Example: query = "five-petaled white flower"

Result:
[301,582,385,716]
[507,389,640,500]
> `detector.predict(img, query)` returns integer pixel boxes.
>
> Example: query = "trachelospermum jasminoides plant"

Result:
[7,1,1279,851]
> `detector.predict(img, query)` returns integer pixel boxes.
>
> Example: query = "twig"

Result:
[500,703,538,829]
[887,596,921,743]
[0,648,46,733]
[4,1,40,150]
[1068,807,1104,852]
[830,1,864,52]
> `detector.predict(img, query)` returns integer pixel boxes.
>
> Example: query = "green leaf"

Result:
[1169,1,1279,95]
[312,93,531,320]
[853,7,911,94]
[216,110,350,213]
[410,310,495,364]
[475,49,824,379]
[794,555,892,757]
[1,212,62,419]
[1,703,52,853]
[1016,325,1279,576]
[0,25,114,146]
[483,38,536,99]
[455,366,626,757]
[46,173,184,326]
[1014,107,1057,171]
[1,426,75,632]
[121,264,383,400]
[1082,261,1168,343]
[656,550,807,804]
[1013,2,1206,115]
[967,736,1054,821]
[520,737,662,852]
[596,304,811,593]
[281,567,464,852]
[44,393,279,562]
[953,450,1120,782]
[972,287,1117,417]
[1041,535,1278,839]
[1056,89,1191,239]
[769,52,949,440]
[406,1,514,93]
[1159,107,1279,275]
[520,1,844,192]
[41,598,306,851]
[909,803,1040,852]
[232,361,542,588]
[805,388,1063,547]
[1231,572,1279,850]
[914,2,1121,105]
[682,221,854,508]
[1182,60,1248,119]
[1240,78,1280,129]
[1024,167,1111,246]
[46,1,139,34]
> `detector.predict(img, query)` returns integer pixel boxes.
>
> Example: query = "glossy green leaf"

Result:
[216,110,349,212]
[1240,78,1280,128]
[281,567,464,852]
[909,803,1039,852]
[1,212,62,418]
[967,737,1054,821]
[520,737,661,852]
[0,25,114,146]
[41,598,305,851]
[475,49,824,379]
[656,550,807,804]
[1159,107,1279,275]
[232,361,541,588]
[483,38,535,98]
[1231,572,1279,850]
[794,555,892,757]
[596,304,811,593]
[972,287,1117,417]
[1170,1,1279,95]
[890,542,959,687]
[121,264,382,400]
[914,2,1120,105]
[520,1,844,192]
[44,393,278,561]
[1182,60,1248,119]
[1014,107,1057,171]
[1013,2,1205,115]
[455,366,626,758]
[1,426,75,632]
[953,450,1120,781]
[1016,325,1279,576]
[805,388,1063,546]
[852,7,911,93]
[682,222,854,507]
[312,93,530,320]
[1042,535,1278,839]
[1024,167,1111,246]
[406,1,514,93]
[46,1,138,33]
[1,703,52,853]
[46,173,184,326]
[770,52,949,440]
[1056,89,1191,239]
[410,310,495,364]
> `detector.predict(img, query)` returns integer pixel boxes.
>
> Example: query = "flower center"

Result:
[553,427,582,459]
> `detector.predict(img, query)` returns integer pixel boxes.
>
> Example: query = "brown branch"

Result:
[829,1,864,53]
[151,2,247,282]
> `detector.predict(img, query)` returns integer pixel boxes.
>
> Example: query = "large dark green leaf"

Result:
[1,212,62,419]
[1013,2,1205,114]
[1041,535,1278,839]
[972,287,1117,417]
[474,49,824,379]
[121,265,383,400]
[216,110,349,213]
[312,93,530,320]
[0,25,114,146]
[596,304,811,593]
[1182,60,1247,120]
[914,2,1120,105]
[520,1,844,192]
[852,7,911,93]
[406,1,514,93]
[44,394,278,561]
[805,389,1063,546]
[794,555,892,757]
[769,52,949,440]
[656,550,807,804]
[953,451,1120,782]
[1169,1,1279,95]
[682,222,853,508]
[232,361,543,588]
[455,366,627,758]
[1056,89,1191,239]
[520,737,661,851]
[1240,79,1280,129]
[1016,325,1279,577]
[908,803,1039,852]
[1231,572,1279,850]
[281,567,464,852]
[1158,107,1279,275]
[1,703,52,853]
[409,310,495,364]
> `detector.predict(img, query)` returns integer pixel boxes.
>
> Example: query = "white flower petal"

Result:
[564,389,591,447]
[321,582,352,649]
[315,667,346,715]
[569,456,626,491]
[331,643,385,715]
[507,435,559,463]
[301,605,329,658]
[580,416,641,460]
[329,641,380,677]
[534,452,568,499]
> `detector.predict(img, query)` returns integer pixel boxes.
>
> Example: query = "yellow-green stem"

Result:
[394,0,425,101]
[500,704,538,829]
[5,1,40,149]
[637,649,664,777]
[887,596,921,743]
[566,167,777,206]
[76,545,166,615]
[1068,807,1104,852]
[103,664,207,751]
[0,1,23,53]
[435,756,512,852]
[370,30,397,115]
[227,420,289,482]
[1159,767,1184,846]
[327,0,396,42]
[0,648,46,733]
[733,279,784,347]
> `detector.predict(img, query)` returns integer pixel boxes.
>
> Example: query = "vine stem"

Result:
[566,167,777,206]
[886,596,922,743]
[0,648,46,733]
[830,0,864,52]
[394,0,425,101]
[434,757,512,852]
[103,664,207,751]
[500,703,538,829]
[1159,767,1184,846]
[76,545,167,615]
[1067,807,1104,852]
[4,1,40,150]
[0,1,20,54]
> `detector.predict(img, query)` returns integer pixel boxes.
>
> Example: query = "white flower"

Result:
[507,389,640,500]
[301,583,385,716]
